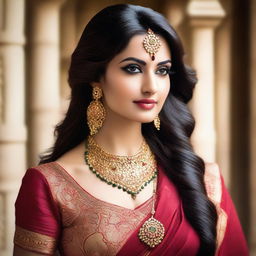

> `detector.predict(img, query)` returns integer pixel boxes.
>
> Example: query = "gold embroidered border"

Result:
[204,163,222,203]
[14,226,56,255]
[216,206,228,249]
[204,163,228,253]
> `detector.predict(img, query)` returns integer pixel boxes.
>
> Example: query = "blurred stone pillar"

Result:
[215,1,231,186]
[187,0,225,162]
[250,0,256,254]
[60,0,76,112]
[0,0,26,255]
[28,0,64,165]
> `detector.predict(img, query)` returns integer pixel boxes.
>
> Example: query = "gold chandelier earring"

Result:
[87,86,106,135]
[154,115,160,131]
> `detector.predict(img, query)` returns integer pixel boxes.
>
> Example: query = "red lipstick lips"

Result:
[133,99,157,110]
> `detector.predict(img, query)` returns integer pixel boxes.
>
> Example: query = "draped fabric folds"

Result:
[14,162,248,255]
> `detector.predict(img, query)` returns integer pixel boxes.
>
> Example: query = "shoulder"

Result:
[27,162,65,182]
[21,162,68,200]
[18,162,63,198]
[30,161,61,173]
[15,164,62,222]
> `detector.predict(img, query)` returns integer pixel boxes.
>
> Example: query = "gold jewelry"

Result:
[154,115,160,130]
[143,28,161,61]
[87,87,106,135]
[84,136,157,199]
[138,176,165,247]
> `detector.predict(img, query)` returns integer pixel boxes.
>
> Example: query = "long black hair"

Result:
[40,4,217,255]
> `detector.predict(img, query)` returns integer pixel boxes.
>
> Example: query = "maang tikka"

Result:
[87,87,106,135]
[143,28,161,61]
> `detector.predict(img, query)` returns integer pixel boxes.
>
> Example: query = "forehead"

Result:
[111,34,171,63]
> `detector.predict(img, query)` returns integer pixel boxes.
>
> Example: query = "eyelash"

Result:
[121,64,173,76]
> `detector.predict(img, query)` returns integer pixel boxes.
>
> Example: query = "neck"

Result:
[92,114,144,156]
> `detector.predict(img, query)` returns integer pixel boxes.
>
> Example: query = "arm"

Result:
[13,168,61,255]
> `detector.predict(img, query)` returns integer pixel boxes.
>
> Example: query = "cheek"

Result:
[159,78,170,101]
[103,74,139,100]
[102,79,136,107]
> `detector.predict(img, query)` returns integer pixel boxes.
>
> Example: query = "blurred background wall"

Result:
[0,0,255,255]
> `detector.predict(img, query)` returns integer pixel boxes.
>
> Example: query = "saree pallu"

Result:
[118,163,249,256]
[14,162,248,255]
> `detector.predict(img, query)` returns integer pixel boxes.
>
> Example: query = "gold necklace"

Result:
[84,136,165,248]
[84,136,157,199]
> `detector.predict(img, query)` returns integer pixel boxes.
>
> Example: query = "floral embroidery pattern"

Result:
[36,163,152,256]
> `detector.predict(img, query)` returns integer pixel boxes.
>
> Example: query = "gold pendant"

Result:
[138,216,165,248]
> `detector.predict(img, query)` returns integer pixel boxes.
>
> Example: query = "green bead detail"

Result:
[149,226,157,232]
[84,147,158,198]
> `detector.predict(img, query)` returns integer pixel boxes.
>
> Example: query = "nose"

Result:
[141,72,158,95]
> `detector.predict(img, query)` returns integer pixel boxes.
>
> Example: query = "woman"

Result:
[13,4,248,256]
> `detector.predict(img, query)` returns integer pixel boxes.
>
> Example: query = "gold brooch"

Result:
[138,216,165,248]
[143,28,161,61]
[138,176,165,248]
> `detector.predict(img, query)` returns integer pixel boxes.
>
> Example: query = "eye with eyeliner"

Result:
[121,63,172,76]
[156,66,172,76]
[121,64,142,74]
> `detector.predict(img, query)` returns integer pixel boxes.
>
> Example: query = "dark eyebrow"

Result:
[157,59,172,66]
[119,57,146,65]
[119,57,172,66]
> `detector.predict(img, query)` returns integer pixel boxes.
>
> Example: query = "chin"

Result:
[138,117,155,123]
[121,113,157,124]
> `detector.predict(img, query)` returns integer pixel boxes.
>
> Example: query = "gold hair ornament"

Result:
[143,28,161,61]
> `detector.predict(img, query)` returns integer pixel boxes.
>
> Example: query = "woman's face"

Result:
[95,34,171,124]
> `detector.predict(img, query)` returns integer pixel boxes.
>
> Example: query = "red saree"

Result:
[117,163,249,256]
[14,162,248,255]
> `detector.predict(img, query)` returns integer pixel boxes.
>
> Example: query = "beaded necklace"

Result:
[84,136,157,199]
